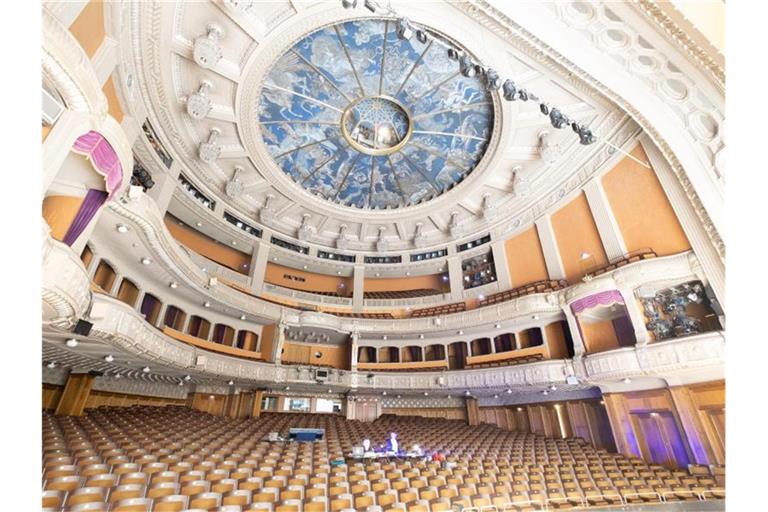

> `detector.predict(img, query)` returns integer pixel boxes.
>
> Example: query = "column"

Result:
[535,215,566,280]
[350,332,359,372]
[147,164,180,215]
[668,386,718,465]
[249,241,270,295]
[466,397,481,426]
[352,264,365,312]
[273,322,286,364]
[490,240,512,289]
[155,303,168,329]
[88,256,102,280]
[514,332,521,350]
[447,246,464,302]
[251,390,264,418]
[180,313,191,334]
[618,287,650,345]
[583,178,627,261]
[109,274,123,296]
[563,307,586,357]
[640,136,725,307]
[55,372,95,416]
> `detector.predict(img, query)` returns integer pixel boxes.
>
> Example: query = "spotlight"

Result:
[341,0,357,8]
[494,323,501,329]
[66,339,78,348]
[240,314,246,320]
[539,103,549,115]
[549,384,557,391]
[285,386,290,391]
[517,89,529,101]
[577,126,596,145]
[116,224,129,233]
[543,390,549,396]
[457,330,464,335]
[571,121,581,133]
[328,389,333,393]
[416,29,428,44]
[494,394,499,399]
[622,377,632,384]
[423,391,429,396]
[46,361,56,369]
[382,391,387,396]
[228,380,234,386]
[178,380,184,386]
[464,390,471,396]
[363,0,376,12]
[169,282,179,289]
[396,18,413,40]
[459,55,476,78]
[114,373,121,379]
[502,79,518,101]
[184,375,192,381]
[419,334,424,339]
[506,389,512,394]
[141,257,152,265]
[142,367,150,373]
[104,355,114,362]
[204,301,211,308]
[485,68,502,90]
[447,48,461,61]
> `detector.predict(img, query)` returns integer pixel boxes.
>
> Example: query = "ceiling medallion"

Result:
[258,18,495,210]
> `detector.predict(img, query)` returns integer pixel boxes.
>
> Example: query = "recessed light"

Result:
[622,377,632,384]
[240,314,246,320]
[231,241,237,245]
[46,361,56,369]
[169,282,178,289]
[184,375,191,381]
[337,271,341,275]
[285,386,290,391]
[517,407,523,412]
[142,367,150,373]
[114,373,121,379]
[382,391,387,396]
[506,389,512,394]
[196,222,203,227]
[204,301,211,308]
[543,390,549,395]
[494,323,501,329]
[228,380,234,386]
[464,390,471,396]
[178,381,184,386]
[116,224,129,233]
[141,257,152,265]
[423,391,429,396]
[201,268,207,273]
[303,265,308,269]
[457,330,464,335]
[406,272,411,276]
[478,294,485,301]
[66,339,78,348]
[396,395,401,399]
[382,335,387,340]
[549,384,557,391]
[375,272,380,277]
[209,395,215,400]
[494,394,499,399]
[273,257,278,261]
[580,252,591,260]
[419,334,424,339]
[532,314,539,320]
[104,355,114,362]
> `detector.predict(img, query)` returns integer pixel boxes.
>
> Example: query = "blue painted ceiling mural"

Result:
[258,19,495,209]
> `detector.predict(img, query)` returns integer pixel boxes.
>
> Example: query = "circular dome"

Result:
[258,19,495,209]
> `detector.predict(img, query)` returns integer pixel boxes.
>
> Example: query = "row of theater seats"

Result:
[466,353,545,368]
[477,280,569,308]
[586,250,657,278]
[42,406,724,511]
[409,303,466,318]
[363,289,442,300]
[334,312,395,319]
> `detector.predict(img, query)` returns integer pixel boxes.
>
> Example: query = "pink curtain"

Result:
[71,131,123,196]
[570,290,625,315]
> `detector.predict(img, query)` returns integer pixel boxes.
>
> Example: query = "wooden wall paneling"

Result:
[466,398,480,426]
[43,384,64,411]
[55,373,95,416]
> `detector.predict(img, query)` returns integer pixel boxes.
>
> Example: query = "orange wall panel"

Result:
[165,216,250,274]
[363,274,444,292]
[102,77,124,123]
[551,193,608,283]
[69,0,105,59]
[281,342,348,369]
[602,145,690,256]
[545,322,569,359]
[581,320,619,354]
[265,262,352,294]
[503,227,549,286]
[43,195,85,241]
[259,324,276,362]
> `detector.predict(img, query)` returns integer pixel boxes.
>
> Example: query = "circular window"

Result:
[258,19,495,209]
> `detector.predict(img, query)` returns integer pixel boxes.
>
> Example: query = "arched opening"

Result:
[236,330,259,351]
[80,245,94,270]
[493,333,515,353]
[163,305,187,331]
[188,315,211,339]
[545,321,575,359]
[448,342,468,370]
[424,344,446,362]
[470,337,492,356]
[116,278,139,307]
[212,324,235,346]
[92,260,116,292]
[378,346,399,363]
[140,293,162,326]
[358,346,376,363]
[401,346,423,363]
[518,328,544,349]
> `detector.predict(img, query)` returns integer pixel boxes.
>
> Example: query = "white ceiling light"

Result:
[204,301,211,308]
[542,390,549,395]
[495,323,501,329]
[382,391,387,396]
[142,366,150,373]
[580,252,591,260]
[458,330,464,335]
[328,389,333,393]
[141,257,152,265]
[116,224,129,233]
[104,355,114,362]
[423,391,429,396]
[622,377,632,384]
[506,389,512,394]
[114,373,121,379]
[418,334,424,339]
[494,394,499,399]
[196,222,203,227]
[231,240,237,246]
[169,282,178,289]
[46,361,56,369]
[65,339,78,348]
[184,375,192,381]
[240,314,246,320]
[382,335,387,340]
[178,380,184,386]
[284,386,290,391]
[549,384,557,391]
[228,380,234,386]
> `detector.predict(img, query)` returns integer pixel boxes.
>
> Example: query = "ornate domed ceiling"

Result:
[258,19,494,209]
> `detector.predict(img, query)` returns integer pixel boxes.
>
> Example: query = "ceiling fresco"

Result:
[258,18,495,210]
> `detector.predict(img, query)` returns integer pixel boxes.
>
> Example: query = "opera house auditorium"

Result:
[38,0,730,510]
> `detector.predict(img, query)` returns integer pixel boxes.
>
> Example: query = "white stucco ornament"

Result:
[225,166,245,199]
[193,24,223,69]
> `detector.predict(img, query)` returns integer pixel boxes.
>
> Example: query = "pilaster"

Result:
[583,178,627,261]
[535,215,566,280]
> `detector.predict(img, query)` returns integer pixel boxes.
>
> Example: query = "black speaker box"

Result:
[73,319,93,336]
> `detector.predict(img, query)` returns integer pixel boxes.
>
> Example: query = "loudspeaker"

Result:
[88,370,104,377]
[73,320,93,336]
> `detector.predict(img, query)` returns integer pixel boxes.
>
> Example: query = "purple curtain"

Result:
[612,314,637,347]
[62,188,108,246]
[571,289,625,314]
